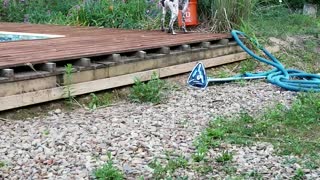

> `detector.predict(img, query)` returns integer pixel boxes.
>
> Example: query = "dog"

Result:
[160,0,189,35]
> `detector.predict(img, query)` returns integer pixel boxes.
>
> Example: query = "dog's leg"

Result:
[168,0,179,35]
[181,0,189,33]
[161,5,167,32]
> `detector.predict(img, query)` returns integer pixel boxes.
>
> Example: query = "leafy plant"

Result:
[64,0,148,29]
[207,93,320,165]
[193,164,213,175]
[192,142,209,162]
[42,129,50,136]
[88,93,111,110]
[215,151,233,164]
[148,153,188,180]
[63,64,75,106]
[293,168,305,180]
[0,161,5,168]
[94,152,124,180]
[239,59,258,74]
[129,72,166,104]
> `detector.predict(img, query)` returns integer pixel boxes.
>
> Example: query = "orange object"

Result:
[178,0,198,27]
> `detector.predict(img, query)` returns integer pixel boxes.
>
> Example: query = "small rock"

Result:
[54,109,62,114]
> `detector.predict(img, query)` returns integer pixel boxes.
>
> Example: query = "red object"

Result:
[178,0,198,27]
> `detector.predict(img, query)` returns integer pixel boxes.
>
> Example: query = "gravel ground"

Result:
[0,81,319,179]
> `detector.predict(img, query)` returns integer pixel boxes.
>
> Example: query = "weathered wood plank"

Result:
[0,51,256,111]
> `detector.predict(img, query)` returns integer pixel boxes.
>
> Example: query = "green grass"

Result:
[148,152,188,180]
[129,72,167,104]
[0,0,153,29]
[42,129,50,136]
[87,93,111,110]
[63,64,75,106]
[207,92,320,161]
[249,6,320,37]
[0,161,5,168]
[94,153,124,180]
[239,59,258,74]
[293,168,305,180]
[215,151,233,164]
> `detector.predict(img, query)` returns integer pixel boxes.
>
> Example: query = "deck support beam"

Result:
[159,47,170,54]
[109,54,121,61]
[0,69,14,80]
[201,42,211,48]
[135,51,146,59]
[219,39,230,45]
[76,58,92,67]
[40,63,56,73]
[181,44,191,51]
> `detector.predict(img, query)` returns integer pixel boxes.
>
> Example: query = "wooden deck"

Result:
[0,22,230,69]
[1,22,263,111]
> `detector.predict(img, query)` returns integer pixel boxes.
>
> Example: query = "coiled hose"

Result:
[231,30,320,92]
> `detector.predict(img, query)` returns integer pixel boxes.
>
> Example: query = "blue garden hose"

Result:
[231,30,320,92]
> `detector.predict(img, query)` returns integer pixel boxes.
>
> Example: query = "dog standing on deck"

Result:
[160,0,189,35]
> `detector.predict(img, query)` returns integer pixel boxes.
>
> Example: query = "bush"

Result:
[67,0,148,28]
[129,73,166,104]
[0,0,150,29]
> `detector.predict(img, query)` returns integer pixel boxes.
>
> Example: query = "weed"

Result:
[178,119,190,127]
[148,153,188,179]
[222,165,237,175]
[248,170,263,179]
[207,93,320,166]
[129,72,167,104]
[43,129,50,136]
[94,152,124,180]
[88,93,111,110]
[192,143,208,162]
[235,79,247,87]
[239,59,257,74]
[192,126,225,162]
[193,164,213,175]
[303,156,320,170]
[63,64,75,106]
[249,6,320,37]
[1,0,151,29]
[216,151,233,164]
[293,168,305,180]
[216,70,230,78]
[201,0,254,32]
[0,161,5,168]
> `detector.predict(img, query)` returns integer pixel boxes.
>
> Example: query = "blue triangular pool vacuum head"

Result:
[187,62,208,89]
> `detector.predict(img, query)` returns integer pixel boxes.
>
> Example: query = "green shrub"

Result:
[129,73,166,104]
[0,0,149,28]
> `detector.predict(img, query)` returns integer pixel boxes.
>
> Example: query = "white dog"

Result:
[160,0,189,35]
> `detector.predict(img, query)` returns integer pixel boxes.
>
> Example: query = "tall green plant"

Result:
[199,0,255,32]
[67,0,148,29]
[129,72,166,104]
[63,64,74,106]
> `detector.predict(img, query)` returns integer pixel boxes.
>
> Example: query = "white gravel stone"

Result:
[0,81,318,179]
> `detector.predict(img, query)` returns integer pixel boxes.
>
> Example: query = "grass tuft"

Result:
[129,72,167,104]
[94,153,124,180]
[207,93,320,162]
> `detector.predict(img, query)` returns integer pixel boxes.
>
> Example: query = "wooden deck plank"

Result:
[0,23,230,68]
